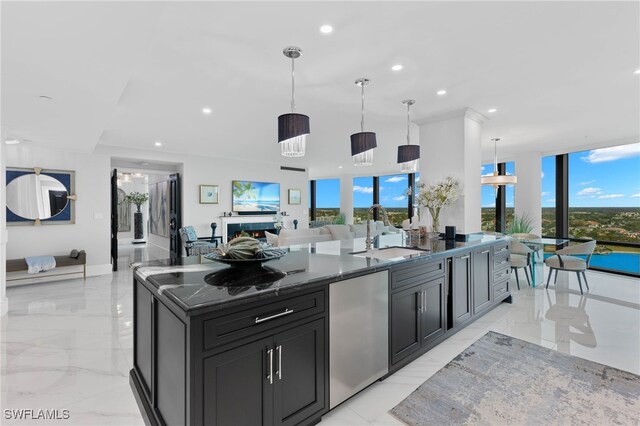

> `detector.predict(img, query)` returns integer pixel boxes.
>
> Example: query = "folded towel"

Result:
[25,256,57,274]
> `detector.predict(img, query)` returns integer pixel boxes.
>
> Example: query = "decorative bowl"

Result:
[204,248,288,267]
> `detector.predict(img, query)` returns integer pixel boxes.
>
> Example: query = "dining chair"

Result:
[510,240,533,290]
[544,240,597,294]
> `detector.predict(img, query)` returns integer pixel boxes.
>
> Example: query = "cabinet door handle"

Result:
[255,308,294,324]
[276,345,282,380]
[422,291,427,312]
[267,349,274,385]
[459,254,470,260]
[480,249,490,254]
[417,291,423,313]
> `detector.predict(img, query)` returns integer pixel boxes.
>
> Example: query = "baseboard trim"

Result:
[86,264,113,277]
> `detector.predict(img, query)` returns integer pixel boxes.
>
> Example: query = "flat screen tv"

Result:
[232,180,280,214]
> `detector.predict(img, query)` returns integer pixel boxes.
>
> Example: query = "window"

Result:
[353,176,373,223]
[481,163,496,232]
[504,162,515,229]
[480,162,514,232]
[565,143,640,275]
[541,156,556,237]
[315,178,340,222]
[379,173,410,226]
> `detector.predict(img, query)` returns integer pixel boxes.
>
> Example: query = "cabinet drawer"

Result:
[203,290,325,351]
[494,267,511,283]
[493,280,509,299]
[494,252,510,272]
[391,260,444,291]
[493,242,510,257]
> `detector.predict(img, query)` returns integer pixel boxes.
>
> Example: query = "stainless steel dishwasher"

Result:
[329,271,389,409]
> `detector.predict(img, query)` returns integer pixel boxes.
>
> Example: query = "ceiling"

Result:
[2,1,639,178]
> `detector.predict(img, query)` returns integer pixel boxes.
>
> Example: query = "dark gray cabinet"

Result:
[472,247,493,314]
[390,284,421,364]
[451,251,472,327]
[390,262,446,367]
[131,281,327,426]
[419,277,446,346]
[204,318,325,426]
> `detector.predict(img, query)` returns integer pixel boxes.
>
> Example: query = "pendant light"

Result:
[481,138,517,188]
[397,99,419,172]
[350,78,377,166]
[278,46,310,157]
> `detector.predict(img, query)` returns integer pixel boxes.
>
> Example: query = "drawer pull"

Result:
[497,288,507,294]
[480,249,490,254]
[496,247,508,253]
[267,349,274,385]
[459,255,470,260]
[255,308,294,324]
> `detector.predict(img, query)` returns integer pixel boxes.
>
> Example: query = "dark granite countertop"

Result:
[134,232,509,316]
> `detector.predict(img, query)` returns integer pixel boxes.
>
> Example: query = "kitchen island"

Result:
[130,233,512,426]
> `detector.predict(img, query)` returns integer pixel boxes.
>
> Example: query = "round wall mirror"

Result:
[6,174,69,220]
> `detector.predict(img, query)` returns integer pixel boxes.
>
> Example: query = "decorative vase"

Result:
[428,207,441,235]
[134,211,144,241]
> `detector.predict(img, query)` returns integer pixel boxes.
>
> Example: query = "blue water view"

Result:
[544,252,639,274]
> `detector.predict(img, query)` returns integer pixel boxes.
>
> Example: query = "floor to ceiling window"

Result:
[481,162,515,232]
[379,174,410,226]
[481,163,497,232]
[541,155,556,237]
[315,178,341,222]
[566,144,640,274]
[353,176,374,223]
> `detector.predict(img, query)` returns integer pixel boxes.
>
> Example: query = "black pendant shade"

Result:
[397,144,420,163]
[350,132,377,155]
[278,113,310,143]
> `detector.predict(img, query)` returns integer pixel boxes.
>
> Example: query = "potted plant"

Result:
[415,176,461,235]
[124,192,149,242]
[125,192,149,213]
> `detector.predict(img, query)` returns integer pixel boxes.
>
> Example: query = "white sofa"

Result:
[267,221,400,247]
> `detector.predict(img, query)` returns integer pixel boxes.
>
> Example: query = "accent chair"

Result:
[544,240,597,294]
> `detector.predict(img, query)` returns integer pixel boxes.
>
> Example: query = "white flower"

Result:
[415,176,461,209]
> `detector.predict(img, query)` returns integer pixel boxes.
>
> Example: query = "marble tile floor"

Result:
[1,244,638,425]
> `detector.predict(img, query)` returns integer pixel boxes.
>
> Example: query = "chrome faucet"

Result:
[365,204,391,250]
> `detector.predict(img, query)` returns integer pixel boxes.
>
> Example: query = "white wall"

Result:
[418,108,485,233]
[1,141,8,315]
[180,157,309,239]
[96,145,310,245]
[514,152,543,236]
[5,145,112,276]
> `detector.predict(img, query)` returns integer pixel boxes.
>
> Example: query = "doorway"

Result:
[110,160,182,269]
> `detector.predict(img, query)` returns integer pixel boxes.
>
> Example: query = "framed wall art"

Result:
[200,185,219,204]
[288,188,301,205]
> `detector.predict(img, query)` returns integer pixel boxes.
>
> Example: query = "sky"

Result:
[314,142,640,210]
[314,173,421,208]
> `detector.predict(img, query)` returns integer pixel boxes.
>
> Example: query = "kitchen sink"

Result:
[350,246,429,261]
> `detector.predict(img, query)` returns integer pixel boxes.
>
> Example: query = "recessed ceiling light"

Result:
[437,90,447,96]
[391,64,403,71]
[202,107,212,114]
[4,139,21,145]
[154,141,162,147]
[635,69,640,74]
[320,25,333,34]
[338,166,343,169]
[488,108,497,113]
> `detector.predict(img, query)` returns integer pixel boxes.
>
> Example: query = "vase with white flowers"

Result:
[273,213,284,235]
[415,176,461,235]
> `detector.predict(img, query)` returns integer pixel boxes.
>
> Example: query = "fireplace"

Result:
[226,222,277,242]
